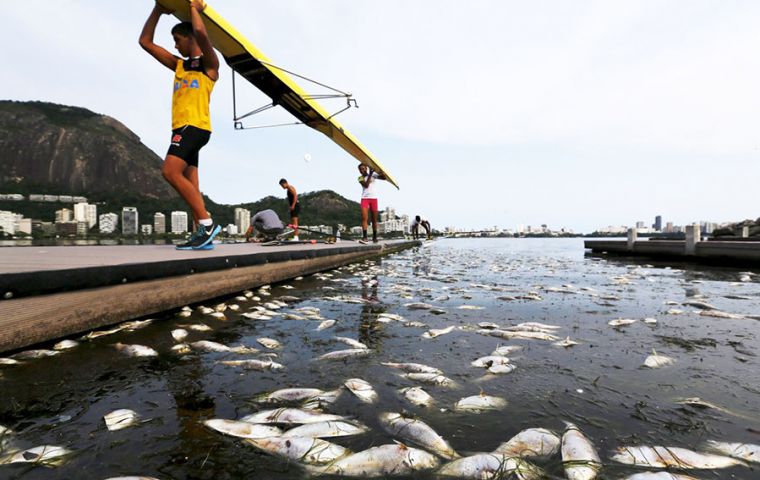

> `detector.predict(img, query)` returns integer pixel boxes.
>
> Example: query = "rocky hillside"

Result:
[0,101,175,199]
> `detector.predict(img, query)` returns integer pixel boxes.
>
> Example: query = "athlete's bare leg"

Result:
[162,155,210,222]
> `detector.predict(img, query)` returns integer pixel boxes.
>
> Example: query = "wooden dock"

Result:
[0,240,420,354]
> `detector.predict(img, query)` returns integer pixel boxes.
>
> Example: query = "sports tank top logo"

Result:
[171,57,215,132]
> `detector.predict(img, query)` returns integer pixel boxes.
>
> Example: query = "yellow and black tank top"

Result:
[171,57,215,131]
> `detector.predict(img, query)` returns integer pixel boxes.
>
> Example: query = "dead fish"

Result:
[487,363,516,374]
[561,422,601,480]
[244,435,349,465]
[203,419,282,439]
[644,349,675,368]
[333,337,368,350]
[493,427,560,458]
[255,388,328,404]
[488,330,559,341]
[308,443,440,477]
[405,321,428,328]
[422,326,456,339]
[611,445,744,469]
[399,387,435,406]
[190,341,258,354]
[113,343,158,357]
[404,373,457,388]
[301,389,344,410]
[52,340,79,351]
[675,397,736,416]
[682,300,717,310]
[471,356,511,368]
[379,412,459,460]
[514,322,561,330]
[666,308,684,315]
[257,337,282,349]
[119,319,153,330]
[315,349,371,361]
[437,453,545,479]
[216,359,284,370]
[554,337,580,348]
[703,440,760,464]
[179,323,212,332]
[458,305,484,310]
[699,310,743,319]
[12,349,60,360]
[0,445,72,466]
[103,409,140,431]
[175,310,192,318]
[608,318,637,327]
[213,303,227,312]
[316,320,336,331]
[478,322,500,329]
[492,345,523,356]
[377,313,405,322]
[620,474,699,480]
[170,343,191,355]
[453,394,507,412]
[171,329,188,342]
[405,302,433,310]
[0,358,21,365]
[278,295,300,301]
[644,318,658,324]
[344,378,377,403]
[381,362,442,374]
[240,408,344,425]
[282,420,369,439]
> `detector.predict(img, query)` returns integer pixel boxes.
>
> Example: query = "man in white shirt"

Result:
[411,215,431,240]
[357,164,386,243]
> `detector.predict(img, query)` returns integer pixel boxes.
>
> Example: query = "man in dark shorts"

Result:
[279,178,300,241]
[411,215,432,240]
[139,0,221,250]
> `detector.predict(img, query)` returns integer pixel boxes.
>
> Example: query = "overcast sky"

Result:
[5,1,760,232]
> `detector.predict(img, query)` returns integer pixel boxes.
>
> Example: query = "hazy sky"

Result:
[5,1,760,232]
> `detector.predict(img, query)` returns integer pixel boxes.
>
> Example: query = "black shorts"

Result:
[167,125,211,167]
[290,202,301,218]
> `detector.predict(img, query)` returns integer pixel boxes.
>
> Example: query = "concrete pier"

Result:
[585,237,760,265]
[0,240,420,354]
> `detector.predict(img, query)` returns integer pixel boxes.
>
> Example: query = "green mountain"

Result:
[0,101,363,229]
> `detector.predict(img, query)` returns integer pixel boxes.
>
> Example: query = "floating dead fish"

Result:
[437,453,545,479]
[12,349,60,360]
[52,340,79,351]
[478,322,500,329]
[422,325,456,339]
[611,445,744,469]
[190,341,258,354]
[175,310,192,318]
[405,302,433,310]
[240,408,344,425]
[379,412,459,460]
[0,445,72,466]
[493,427,560,458]
[171,344,191,355]
[487,363,516,374]
[119,319,153,330]
[404,373,456,388]
[453,394,507,412]
[257,338,282,349]
[377,313,405,322]
[561,422,601,480]
[344,378,377,403]
[488,330,559,341]
[608,318,637,327]
[282,313,305,320]
[208,312,227,320]
[113,343,158,358]
[381,362,442,374]
[255,388,328,404]
[227,304,241,311]
[644,349,675,368]
[471,356,511,368]
[103,409,140,431]
[179,323,212,332]
[333,337,368,349]
[704,440,759,464]
[458,305,484,310]
[675,397,736,416]
[244,436,349,465]
[315,349,371,361]
[301,389,344,410]
[308,443,439,477]
[682,300,717,310]
[282,420,369,439]
[216,359,284,371]
[666,308,684,315]
[644,318,658,324]
[0,358,22,365]
[492,345,523,356]
[316,320,336,331]
[699,310,743,319]
[554,337,580,348]
[405,321,428,328]
[203,419,282,439]
[197,306,214,314]
[171,329,188,342]
[620,473,699,480]
[399,387,434,406]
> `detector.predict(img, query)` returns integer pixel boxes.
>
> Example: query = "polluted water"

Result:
[0,238,758,479]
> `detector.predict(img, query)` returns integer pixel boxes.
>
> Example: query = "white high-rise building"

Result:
[140,224,153,235]
[226,224,238,235]
[122,207,138,235]
[55,208,72,222]
[153,212,166,234]
[0,211,19,235]
[234,208,250,236]
[74,202,97,229]
[171,211,188,233]
[99,213,118,234]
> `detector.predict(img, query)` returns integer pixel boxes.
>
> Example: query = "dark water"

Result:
[0,238,758,479]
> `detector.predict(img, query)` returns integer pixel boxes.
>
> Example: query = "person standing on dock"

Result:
[411,215,432,240]
[139,0,221,250]
[357,164,386,243]
[279,179,300,241]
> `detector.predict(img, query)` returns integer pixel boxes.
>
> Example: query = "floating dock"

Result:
[0,240,420,354]
[585,226,760,265]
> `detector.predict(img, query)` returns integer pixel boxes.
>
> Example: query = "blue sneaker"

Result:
[176,226,203,250]
[190,223,221,250]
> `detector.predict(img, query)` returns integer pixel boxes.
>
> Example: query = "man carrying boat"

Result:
[357,164,386,243]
